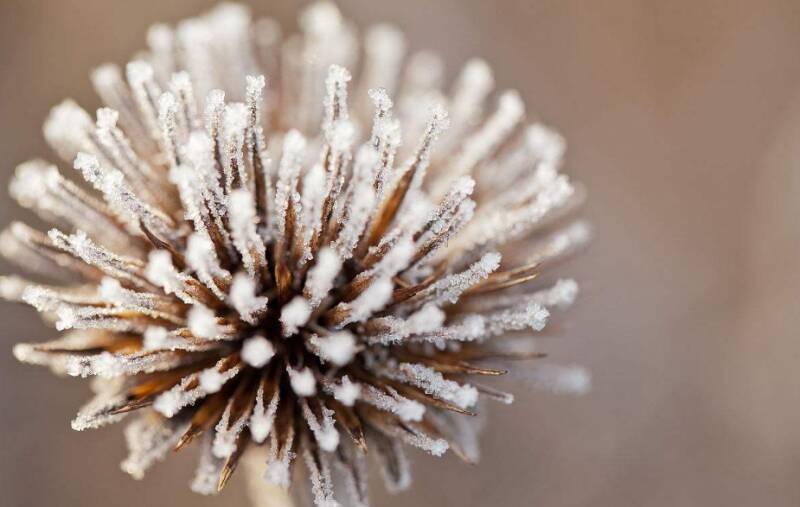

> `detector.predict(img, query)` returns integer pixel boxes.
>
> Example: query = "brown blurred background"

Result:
[2,0,800,505]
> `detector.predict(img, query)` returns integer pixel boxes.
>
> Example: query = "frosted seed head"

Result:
[241,335,275,368]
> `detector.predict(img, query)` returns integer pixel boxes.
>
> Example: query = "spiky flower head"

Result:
[2,2,590,505]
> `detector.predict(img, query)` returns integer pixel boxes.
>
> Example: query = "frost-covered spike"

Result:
[428,409,486,464]
[369,235,415,279]
[170,162,212,236]
[212,396,252,458]
[304,247,342,308]
[288,367,317,397]
[228,188,268,277]
[241,335,275,368]
[396,363,478,409]
[527,221,591,266]
[169,71,199,131]
[361,385,424,422]
[94,106,163,205]
[250,381,280,444]
[190,433,226,495]
[265,422,295,488]
[310,331,356,366]
[526,122,566,164]
[153,358,242,417]
[280,296,312,337]
[188,304,224,340]
[98,276,175,316]
[330,375,361,407]
[300,163,327,259]
[337,276,393,327]
[65,349,194,379]
[416,176,475,249]
[389,424,449,457]
[244,75,266,147]
[302,445,341,507]
[301,400,340,452]
[472,278,580,314]
[9,160,129,250]
[229,273,269,324]
[369,430,412,493]
[73,152,177,242]
[334,157,376,259]
[43,100,94,161]
[274,130,306,235]
[121,414,190,480]
[71,390,129,431]
[407,103,449,186]
[147,23,176,82]
[126,60,163,142]
[145,249,185,296]
[484,302,549,337]
[518,364,591,395]
[411,314,486,347]
[433,90,525,195]
[143,326,169,349]
[323,64,352,130]
[185,232,231,299]
[0,275,29,302]
[356,24,406,118]
[332,442,370,507]
[47,229,151,289]
[365,93,401,199]
[204,89,226,144]
[442,59,494,149]
[459,175,575,251]
[221,102,249,192]
[538,278,579,309]
[418,251,501,306]
[366,304,446,345]
[158,92,181,168]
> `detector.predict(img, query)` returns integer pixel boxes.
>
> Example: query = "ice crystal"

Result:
[3,2,590,506]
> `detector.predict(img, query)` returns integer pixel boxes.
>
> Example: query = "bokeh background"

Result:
[2,0,800,505]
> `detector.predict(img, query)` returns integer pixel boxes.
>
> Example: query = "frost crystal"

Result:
[2,2,590,506]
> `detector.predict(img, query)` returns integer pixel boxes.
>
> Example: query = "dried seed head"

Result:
[3,2,590,506]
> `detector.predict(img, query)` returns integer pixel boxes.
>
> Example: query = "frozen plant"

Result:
[2,2,591,506]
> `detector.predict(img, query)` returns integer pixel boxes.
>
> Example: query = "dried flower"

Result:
[2,2,590,506]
